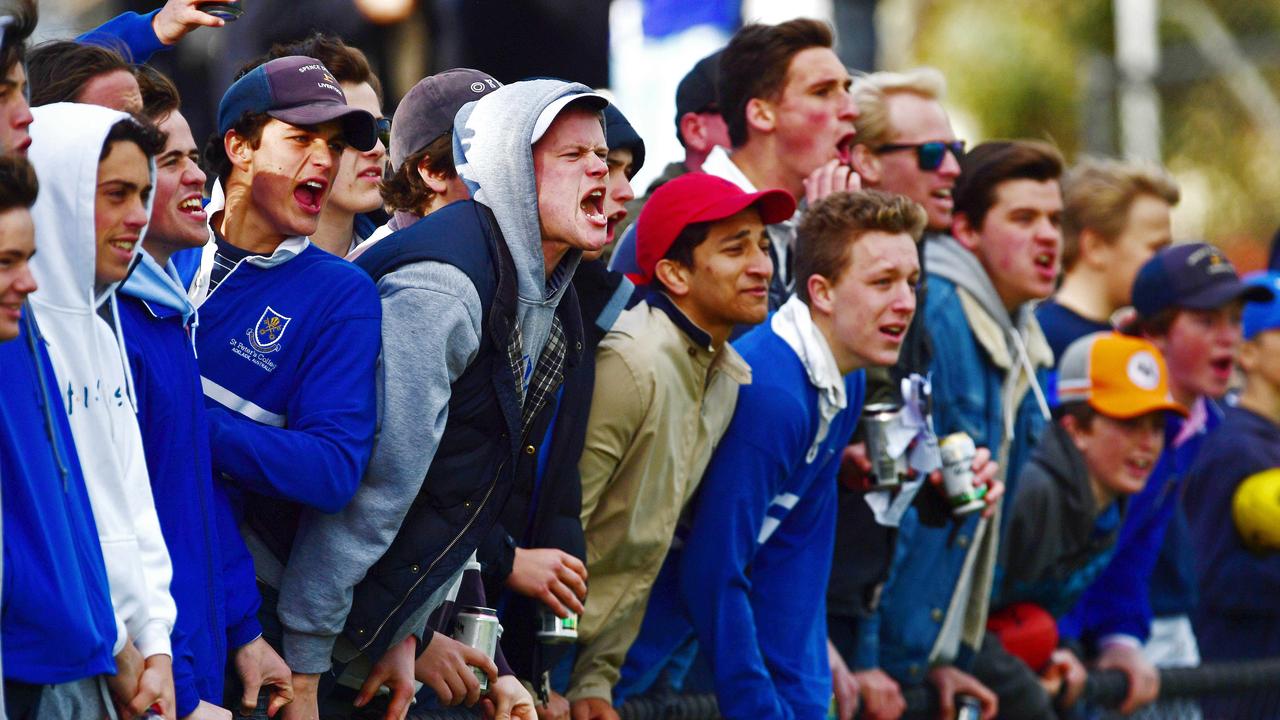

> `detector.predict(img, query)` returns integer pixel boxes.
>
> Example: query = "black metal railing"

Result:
[401,658,1280,719]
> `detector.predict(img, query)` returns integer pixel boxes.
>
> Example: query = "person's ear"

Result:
[850,143,881,184]
[417,155,450,195]
[654,258,692,298]
[953,212,980,251]
[1078,228,1111,270]
[679,112,707,153]
[225,130,254,173]
[1239,338,1259,374]
[1060,414,1088,449]
[806,273,836,317]
[745,97,776,136]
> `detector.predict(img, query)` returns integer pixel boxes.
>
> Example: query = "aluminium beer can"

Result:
[537,607,579,643]
[452,606,502,693]
[939,432,987,516]
[955,694,983,720]
[863,403,908,491]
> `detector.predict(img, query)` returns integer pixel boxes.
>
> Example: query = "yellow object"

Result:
[1233,468,1280,552]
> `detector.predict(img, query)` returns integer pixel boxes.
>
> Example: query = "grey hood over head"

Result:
[453,78,604,366]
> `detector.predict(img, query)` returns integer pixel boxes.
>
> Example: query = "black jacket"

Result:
[345,201,584,661]
[478,259,628,680]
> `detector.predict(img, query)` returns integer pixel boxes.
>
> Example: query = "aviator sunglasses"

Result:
[376,117,392,149]
[874,140,966,171]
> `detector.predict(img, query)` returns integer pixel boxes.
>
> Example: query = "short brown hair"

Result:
[794,189,927,304]
[0,154,38,212]
[953,140,1065,231]
[379,133,455,215]
[268,33,382,102]
[101,117,165,162]
[1061,158,1179,271]
[0,0,37,77]
[719,19,834,148]
[134,63,181,123]
[1055,400,1097,429]
[201,111,271,183]
[26,40,131,107]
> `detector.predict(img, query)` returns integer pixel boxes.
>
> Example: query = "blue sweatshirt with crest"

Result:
[192,239,379,573]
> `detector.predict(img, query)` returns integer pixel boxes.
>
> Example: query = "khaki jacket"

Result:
[568,296,751,703]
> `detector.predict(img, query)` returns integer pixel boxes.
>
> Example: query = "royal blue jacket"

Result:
[677,324,865,719]
[76,10,168,64]
[119,269,263,715]
[0,312,117,684]
[1184,405,1280,654]
[1061,402,1220,645]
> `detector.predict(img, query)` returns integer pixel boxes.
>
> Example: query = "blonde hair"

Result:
[852,67,948,150]
[1062,158,1180,271]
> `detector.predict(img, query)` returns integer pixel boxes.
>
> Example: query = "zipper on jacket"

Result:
[358,458,506,653]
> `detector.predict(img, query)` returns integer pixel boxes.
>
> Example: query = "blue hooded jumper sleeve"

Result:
[0,314,117,684]
[76,10,168,64]
[677,326,864,719]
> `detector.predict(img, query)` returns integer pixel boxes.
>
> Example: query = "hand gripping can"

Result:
[863,403,908,490]
[537,607,579,644]
[955,693,983,720]
[939,432,987,516]
[452,606,502,693]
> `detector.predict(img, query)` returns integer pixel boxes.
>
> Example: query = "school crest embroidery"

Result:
[248,306,291,353]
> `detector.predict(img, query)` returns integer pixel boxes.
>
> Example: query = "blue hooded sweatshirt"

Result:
[0,310,117,684]
[119,252,263,715]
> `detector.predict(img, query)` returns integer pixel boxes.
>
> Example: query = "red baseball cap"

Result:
[629,173,796,285]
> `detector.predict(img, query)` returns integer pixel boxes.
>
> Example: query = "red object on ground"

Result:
[987,602,1059,672]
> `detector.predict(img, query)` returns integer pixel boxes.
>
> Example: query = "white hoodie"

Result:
[27,103,175,659]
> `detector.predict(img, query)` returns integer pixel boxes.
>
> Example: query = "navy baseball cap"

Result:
[675,50,722,135]
[1242,271,1280,340]
[1131,242,1273,319]
[604,104,645,178]
[218,55,377,151]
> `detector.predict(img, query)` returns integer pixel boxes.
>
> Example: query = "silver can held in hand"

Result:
[452,606,502,693]
[939,432,987,516]
[537,607,578,644]
[863,403,908,491]
[955,693,983,720]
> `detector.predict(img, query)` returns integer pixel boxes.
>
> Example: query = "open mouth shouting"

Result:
[580,187,607,227]
[879,321,907,345]
[606,207,627,244]
[177,193,207,224]
[1033,250,1057,279]
[1209,354,1234,380]
[294,177,329,215]
[836,132,856,165]
[1123,455,1155,478]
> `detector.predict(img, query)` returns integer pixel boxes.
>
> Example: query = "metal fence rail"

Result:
[400,658,1280,719]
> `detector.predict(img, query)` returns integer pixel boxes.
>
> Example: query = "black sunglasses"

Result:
[874,140,966,171]
[376,117,391,149]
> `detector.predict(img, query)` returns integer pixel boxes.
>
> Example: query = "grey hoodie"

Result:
[277,80,600,673]
[925,235,1052,436]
